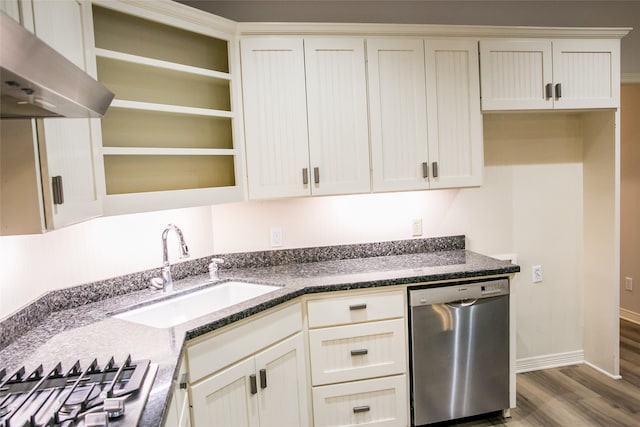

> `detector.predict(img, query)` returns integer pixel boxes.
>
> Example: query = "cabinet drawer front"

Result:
[307,290,404,328]
[309,319,406,385]
[188,302,302,382]
[312,375,407,427]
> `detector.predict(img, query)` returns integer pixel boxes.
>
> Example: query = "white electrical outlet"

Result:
[412,219,423,237]
[625,277,633,291]
[270,227,283,248]
[532,265,543,283]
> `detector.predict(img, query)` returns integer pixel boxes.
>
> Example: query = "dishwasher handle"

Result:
[446,298,478,308]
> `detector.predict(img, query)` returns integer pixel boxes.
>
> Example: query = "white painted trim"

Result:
[584,361,623,380]
[620,308,640,325]
[92,0,237,38]
[491,253,518,264]
[516,350,584,373]
[237,22,631,39]
[622,73,640,84]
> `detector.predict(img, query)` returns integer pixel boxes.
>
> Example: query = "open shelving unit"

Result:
[91,4,243,214]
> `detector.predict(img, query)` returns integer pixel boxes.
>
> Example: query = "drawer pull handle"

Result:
[302,168,309,185]
[353,405,370,414]
[249,374,257,394]
[351,349,368,356]
[259,368,267,389]
[349,303,367,311]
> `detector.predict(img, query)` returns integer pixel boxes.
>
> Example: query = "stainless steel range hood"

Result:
[0,12,114,119]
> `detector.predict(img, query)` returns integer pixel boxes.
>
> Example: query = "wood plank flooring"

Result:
[436,319,640,426]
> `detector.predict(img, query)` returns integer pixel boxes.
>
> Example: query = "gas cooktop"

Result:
[0,355,157,427]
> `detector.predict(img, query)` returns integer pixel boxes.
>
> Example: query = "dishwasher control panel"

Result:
[409,278,509,306]
[480,280,509,295]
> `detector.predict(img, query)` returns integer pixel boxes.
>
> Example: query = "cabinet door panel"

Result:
[190,358,258,427]
[254,334,310,427]
[309,319,406,385]
[32,0,102,229]
[307,290,404,328]
[479,40,553,110]
[241,38,310,199]
[552,39,620,109]
[312,375,408,427]
[367,39,430,192]
[305,38,370,195]
[425,40,483,188]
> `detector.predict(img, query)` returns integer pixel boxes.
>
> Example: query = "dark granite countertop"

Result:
[0,237,519,426]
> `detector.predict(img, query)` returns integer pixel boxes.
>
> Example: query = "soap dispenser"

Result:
[208,258,224,280]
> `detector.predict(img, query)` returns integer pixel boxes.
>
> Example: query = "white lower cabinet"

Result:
[309,319,406,385]
[312,375,408,427]
[307,289,408,427]
[186,303,309,427]
[190,333,308,427]
[163,356,192,427]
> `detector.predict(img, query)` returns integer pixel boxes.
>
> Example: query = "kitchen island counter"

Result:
[0,236,519,426]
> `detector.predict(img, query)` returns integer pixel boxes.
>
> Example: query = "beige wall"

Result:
[621,84,640,315]
[0,112,605,368]
[179,0,640,76]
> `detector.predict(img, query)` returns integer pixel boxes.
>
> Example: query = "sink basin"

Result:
[114,281,279,328]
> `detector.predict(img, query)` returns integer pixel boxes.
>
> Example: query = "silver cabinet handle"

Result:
[350,349,368,356]
[545,83,553,99]
[432,162,438,178]
[349,303,367,311]
[353,405,370,413]
[302,168,309,185]
[179,373,188,389]
[259,368,267,389]
[313,167,320,184]
[422,162,428,178]
[52,176,64,205]
[555,83,562,99]
[249,374,257,394]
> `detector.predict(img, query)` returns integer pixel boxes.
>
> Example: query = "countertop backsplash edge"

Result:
[0,235,465,350]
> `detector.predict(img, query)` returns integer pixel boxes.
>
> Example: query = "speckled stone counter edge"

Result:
[0,235,464,350]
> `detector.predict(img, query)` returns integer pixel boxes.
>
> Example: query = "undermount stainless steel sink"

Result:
[114,281,279,328]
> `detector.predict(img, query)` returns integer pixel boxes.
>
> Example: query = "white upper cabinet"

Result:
[304,38,370,196]
[480,39,620,110]
[1,0,102,235]
[241,37,370,199]
[425,40,483,189]
[368,39,483,192]
[34,0,102,229]
[90,1,244,215]
[241,38,310,199]
[552,40,620,109]
[367,39,430,192]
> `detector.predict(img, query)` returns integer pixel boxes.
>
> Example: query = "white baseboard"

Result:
[620,308,640,325]
[516,350,584,373]
[622,73,640,84]
[583,360,622,380]
[516,350,624,380]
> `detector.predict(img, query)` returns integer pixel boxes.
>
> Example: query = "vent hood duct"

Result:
[0,12,114,119]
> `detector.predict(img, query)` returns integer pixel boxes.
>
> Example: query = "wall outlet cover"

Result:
[532,265,543,283]
[412,218,423,237]
[270,227,283,248]
[625,277,633,291]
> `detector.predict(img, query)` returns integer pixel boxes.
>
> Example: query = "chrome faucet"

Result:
[150,224,190,293]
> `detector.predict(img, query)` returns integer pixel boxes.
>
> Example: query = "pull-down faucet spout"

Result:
[150,224,190,293]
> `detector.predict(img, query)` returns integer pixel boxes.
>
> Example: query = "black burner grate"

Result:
[0,356,151,427]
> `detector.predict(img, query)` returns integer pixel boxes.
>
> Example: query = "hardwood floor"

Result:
[439,319,640,427]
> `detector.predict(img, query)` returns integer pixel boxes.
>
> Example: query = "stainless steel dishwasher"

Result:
[409,278,510,425]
